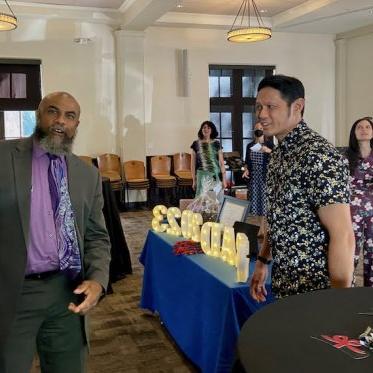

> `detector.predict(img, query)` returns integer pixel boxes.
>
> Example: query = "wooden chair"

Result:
[78,155,94,167]
[96,153,124,200]
[150,155,176,205]
[173,152,193,199]
[123,160,150,205]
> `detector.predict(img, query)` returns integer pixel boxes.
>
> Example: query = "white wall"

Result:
[0,18,117,157]
[335,25,373,146]
[346,33,373,120]
[344,30,373,142]
[1,19,336,159]
[143,27,336,157]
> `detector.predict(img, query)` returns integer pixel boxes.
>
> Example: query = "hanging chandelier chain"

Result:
[246,0,251,28]
[242,0,250,28]
[251,0,265,27]
[3,0,16,18]
[229,0,246,32]
[230,0,267,31]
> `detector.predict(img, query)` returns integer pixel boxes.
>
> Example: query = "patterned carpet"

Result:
[87,210,197,373]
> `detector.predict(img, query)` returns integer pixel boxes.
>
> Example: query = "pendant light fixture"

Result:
[0,0,17,31]
[227,0,271,43]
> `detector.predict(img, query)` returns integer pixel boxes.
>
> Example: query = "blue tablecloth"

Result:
[140,230,274,373]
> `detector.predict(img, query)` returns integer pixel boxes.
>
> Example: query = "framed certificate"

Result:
[217,195,250,227]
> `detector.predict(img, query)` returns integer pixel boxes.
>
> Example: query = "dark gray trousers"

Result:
[0,273,87,373]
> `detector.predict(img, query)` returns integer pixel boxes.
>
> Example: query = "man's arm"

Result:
[250,220,271,302]
[69,172,111,315]
[318,203,354,288]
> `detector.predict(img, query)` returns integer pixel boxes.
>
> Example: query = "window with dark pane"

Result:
[0,59,41,140]
[0,73,10,98]
[209,65,274,184]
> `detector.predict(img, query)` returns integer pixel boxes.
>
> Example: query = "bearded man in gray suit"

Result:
[0,92,111,373]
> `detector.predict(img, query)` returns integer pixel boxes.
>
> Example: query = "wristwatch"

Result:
[257,255,272,265]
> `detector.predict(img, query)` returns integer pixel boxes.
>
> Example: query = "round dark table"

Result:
[101,178,132,287]
[238,287,373,373]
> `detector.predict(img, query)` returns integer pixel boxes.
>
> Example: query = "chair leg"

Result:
[126,186,129,206]
[146,188,150,208]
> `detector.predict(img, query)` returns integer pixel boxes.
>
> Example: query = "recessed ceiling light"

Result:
[369,9,373,15]
[260,9,268,13]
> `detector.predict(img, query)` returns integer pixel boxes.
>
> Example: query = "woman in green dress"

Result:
[190,121,227,197]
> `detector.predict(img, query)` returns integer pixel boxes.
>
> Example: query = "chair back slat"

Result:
[124,160,145,181]
[151,156,171,176]
[173,152,191,172]
[97,153,121,174]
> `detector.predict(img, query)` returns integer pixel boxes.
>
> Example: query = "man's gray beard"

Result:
[33,124,76,155]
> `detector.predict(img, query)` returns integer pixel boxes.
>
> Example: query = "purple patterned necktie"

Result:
[48,154,81,279]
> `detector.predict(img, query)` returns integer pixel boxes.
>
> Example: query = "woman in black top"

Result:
[190,121,227,197]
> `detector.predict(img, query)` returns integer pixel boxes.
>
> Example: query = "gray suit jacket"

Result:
[0,136,111,347]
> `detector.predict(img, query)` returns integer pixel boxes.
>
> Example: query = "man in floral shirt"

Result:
[250,75,355,300]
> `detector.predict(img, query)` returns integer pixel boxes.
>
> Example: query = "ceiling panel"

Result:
[173,0,310,17]
[11,0,124,9]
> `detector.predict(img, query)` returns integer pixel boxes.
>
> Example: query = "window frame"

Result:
[209,64,275,157]
[0,58,42,111]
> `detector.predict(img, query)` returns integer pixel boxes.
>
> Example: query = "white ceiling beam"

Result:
[272,0,340,27]
[155,11,272,30]
[272,0,373,30]
[9,2,121,25]
[119,0,176,30]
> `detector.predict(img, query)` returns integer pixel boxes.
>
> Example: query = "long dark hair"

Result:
[197,121,219,140]
[346,117,373,175]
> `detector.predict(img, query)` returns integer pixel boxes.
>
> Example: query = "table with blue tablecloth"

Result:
[140,230,273,373]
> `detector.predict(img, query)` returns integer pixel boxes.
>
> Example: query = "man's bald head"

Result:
[38,91,81,119]
[34,91,80,155]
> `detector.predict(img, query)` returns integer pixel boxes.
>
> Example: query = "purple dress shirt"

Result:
[25,141,66,274]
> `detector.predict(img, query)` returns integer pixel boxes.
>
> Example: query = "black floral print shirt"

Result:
[266,121,350,298]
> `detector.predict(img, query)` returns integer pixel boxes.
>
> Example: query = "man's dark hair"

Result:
[257,75,305,116]
[197,120,219,140]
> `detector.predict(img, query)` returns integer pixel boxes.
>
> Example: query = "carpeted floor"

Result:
[87,210,197,373]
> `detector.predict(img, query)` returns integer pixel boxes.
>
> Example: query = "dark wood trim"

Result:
[0,61,41,110]
[0,59,41,65]
[0,112,4,140]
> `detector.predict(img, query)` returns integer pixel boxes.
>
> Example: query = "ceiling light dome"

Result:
[227,0,271,43]
[0,0,17,31]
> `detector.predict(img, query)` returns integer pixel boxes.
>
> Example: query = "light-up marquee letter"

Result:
[151,205,169,233]
[221,226,236,265]
[181,209,194,239]
[211,223,223,257]
[236,233,250,282]
[166,207,182,236]
[191,213,203,242]
[200,222,213,255]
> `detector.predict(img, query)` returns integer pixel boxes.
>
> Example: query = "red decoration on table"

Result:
[173,240,204,256]
[321,335,366,354]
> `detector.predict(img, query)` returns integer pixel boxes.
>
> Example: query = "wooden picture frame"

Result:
[217,195,250,227]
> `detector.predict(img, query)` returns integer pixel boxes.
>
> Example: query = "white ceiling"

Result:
[7,0,373,34]
[11,0,124,8]
[171,0,310,17]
